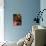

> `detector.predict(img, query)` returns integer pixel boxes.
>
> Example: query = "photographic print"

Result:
[13,14,22,26]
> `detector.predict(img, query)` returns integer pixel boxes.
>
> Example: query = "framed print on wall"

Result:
[13,14,22,26]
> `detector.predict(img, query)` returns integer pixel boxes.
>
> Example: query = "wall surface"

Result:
[4,0,40,42]
[0,0,4,42]
[40,0,46,26]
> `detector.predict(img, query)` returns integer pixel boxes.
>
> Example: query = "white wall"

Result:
[0,0,4,42]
